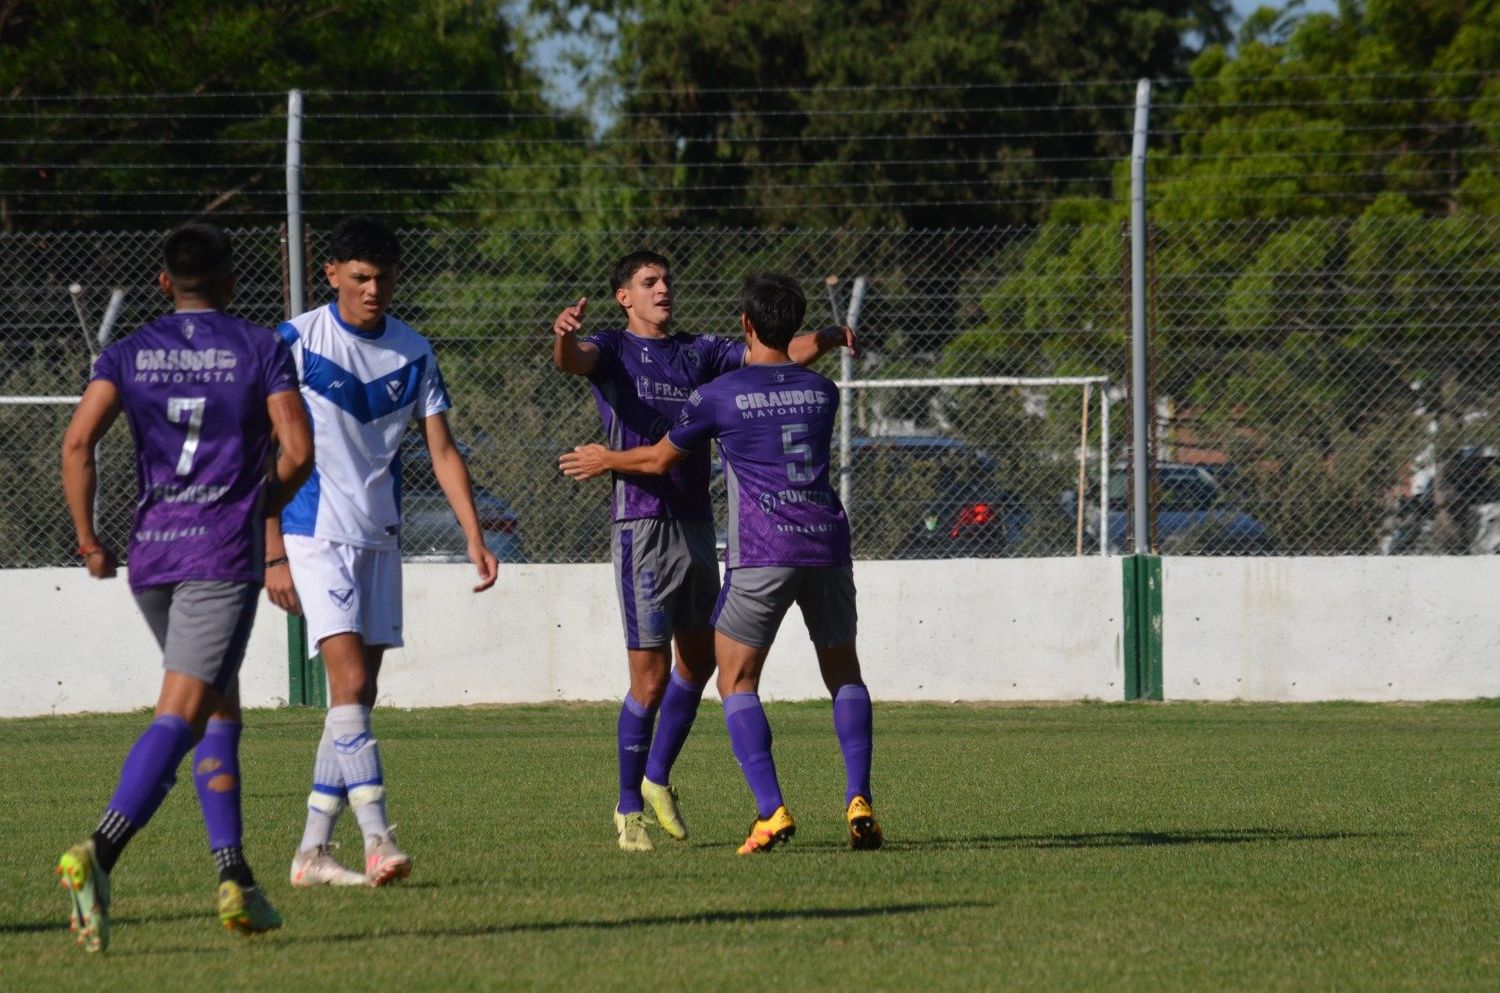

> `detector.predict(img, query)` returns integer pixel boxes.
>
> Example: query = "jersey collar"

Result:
[329,302,387,340]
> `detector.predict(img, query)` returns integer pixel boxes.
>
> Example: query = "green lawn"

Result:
[2,701,1498,991]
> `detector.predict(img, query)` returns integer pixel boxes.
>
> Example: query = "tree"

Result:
[0,0,560,230]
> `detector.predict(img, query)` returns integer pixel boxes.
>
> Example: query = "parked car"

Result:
[707,435,1026,560]
[1064,462,1272,554]
[398,437,525,563]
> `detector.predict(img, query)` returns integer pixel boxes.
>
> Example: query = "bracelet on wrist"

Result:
[264,555,289,568]
[77,543,104,558]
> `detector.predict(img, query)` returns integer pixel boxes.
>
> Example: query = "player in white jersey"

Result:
[265,217,499,887]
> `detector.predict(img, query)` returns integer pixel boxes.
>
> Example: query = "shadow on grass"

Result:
[115,900,989,954]
[0,908,208,936]
[860,826,1389,853]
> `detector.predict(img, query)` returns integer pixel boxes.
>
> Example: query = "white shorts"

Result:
[284,535,404,649]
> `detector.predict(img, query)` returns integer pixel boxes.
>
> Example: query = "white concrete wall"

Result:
[1163,557,1500,701]
[0,558,1124,717]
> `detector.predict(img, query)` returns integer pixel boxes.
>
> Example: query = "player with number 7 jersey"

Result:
[90,309,300,591]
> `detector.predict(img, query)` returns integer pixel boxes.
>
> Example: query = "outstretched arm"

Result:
[60,380,122,578]
[420,412,499,592]
[552,296,600,376]
[787,325,858,367]
[559,437,687,480]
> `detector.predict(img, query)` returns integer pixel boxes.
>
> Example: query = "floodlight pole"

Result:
[1129,79,1152,554]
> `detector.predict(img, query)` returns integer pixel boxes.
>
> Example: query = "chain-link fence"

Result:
[4,217,1498,566]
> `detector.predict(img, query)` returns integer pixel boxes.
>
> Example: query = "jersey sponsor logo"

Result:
[734,388,831,411]
[329,587,356,611]
[133,525,209,542]
[131,347,239,384]
[758,487,837,514]
[148,482,230,504]
[636,375,692,403]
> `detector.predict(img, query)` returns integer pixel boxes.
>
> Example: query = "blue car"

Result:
[1068,463,1273,555]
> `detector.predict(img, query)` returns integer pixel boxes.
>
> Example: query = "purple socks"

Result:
[832,683,874,805]
[644,670,705,785]
[94,714,195,872]
[723,693,784,818]
[192,718,243,851]
[617,693,659,814]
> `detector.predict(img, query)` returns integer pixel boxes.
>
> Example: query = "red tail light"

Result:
[950,502,992,537]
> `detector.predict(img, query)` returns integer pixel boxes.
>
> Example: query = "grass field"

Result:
[2,701,1498,991]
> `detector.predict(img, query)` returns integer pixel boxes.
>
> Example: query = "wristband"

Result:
[265,556,289,568]
[77,543,104,558]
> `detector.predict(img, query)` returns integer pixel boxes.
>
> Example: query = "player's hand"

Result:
[821,324,859,357]
[82,545,117,579]
[265,560,302,615]
[553,297,587,337]
[559,444,610,481]
[468,538,498,593]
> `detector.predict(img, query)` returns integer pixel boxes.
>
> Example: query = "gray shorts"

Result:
[712,565,858,650]
[134,581,260,695]
[612,518,720,649]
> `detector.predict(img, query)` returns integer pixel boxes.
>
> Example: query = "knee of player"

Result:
[348,783,387,810]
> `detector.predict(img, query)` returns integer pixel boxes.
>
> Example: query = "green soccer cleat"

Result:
[56,840,110,953]
[613,808,654,852]
[845,796,884,851]
[737,806,796,855]
[218,880,283,935]
[641,778,689,841]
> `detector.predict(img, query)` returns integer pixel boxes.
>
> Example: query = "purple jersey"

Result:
[582,327,746,521]
[668,362,850,568]
[90,310,299,591]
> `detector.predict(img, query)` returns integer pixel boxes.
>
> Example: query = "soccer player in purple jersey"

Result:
[560,272,882,855]
[552,252,855,851]
[55,223,314,951]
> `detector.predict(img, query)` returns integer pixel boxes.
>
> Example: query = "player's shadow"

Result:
[180,899,993,951]
[1,908,207,935]
[866,826,1387,852]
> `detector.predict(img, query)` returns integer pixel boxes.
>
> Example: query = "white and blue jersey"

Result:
[277,303,451,550]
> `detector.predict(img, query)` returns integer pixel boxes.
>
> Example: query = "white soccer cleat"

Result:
[289,843,367,887]
[364,830,413,887]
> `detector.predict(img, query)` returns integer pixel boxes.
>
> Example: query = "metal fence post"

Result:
[838,276,867,511]
[283,89,317,706]
[1124,78,1164,701]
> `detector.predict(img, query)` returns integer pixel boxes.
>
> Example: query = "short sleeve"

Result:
[90,341,123,388]
[581,329,620,383]
[697,334,747,377]
[263,332,299,398]
[667,387,718,453]
[420,347,452,417]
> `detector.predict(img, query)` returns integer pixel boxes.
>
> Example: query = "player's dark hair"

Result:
[609,250,671,292]
[327,216,402,267]
[162,223,232,294]
[741,272,806,350]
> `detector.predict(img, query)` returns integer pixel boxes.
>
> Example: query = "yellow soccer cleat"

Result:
[737,806,796,855]
[56,840,110,953]
[845,796,884,851]
[218,880,283,935]
[613,808,654,852]
[641,778,689,841]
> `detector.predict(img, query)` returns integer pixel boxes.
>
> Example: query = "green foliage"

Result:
[0,1,558,229]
